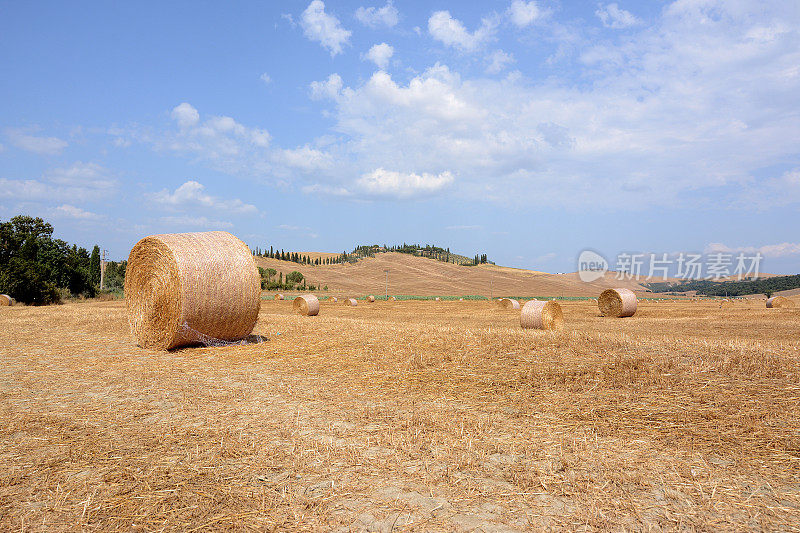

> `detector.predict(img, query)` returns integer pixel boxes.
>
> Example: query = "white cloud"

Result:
[260,73,272,85]
[299,2,800,209]
[706,242,800,259]
[486,49,515,74]
[355,1,399,28]
[596,3,641,29]
[52,204,103,220]
[428,11,496,52]
[310,73,343,99]
[5,128,67,155]
[0,162,116,202]
[151,181,258,214]
[275,145,333,171]
[160,215,234,229]
[356,168,454,199]
[364,43,394,69]
[507,0,542,28]
[171,102,200,129]
[301,0,352,56]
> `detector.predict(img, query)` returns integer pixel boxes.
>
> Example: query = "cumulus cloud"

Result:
[151,181,258,214]
[428,11,496,52]
[274,145,334,171]
[301,0,352,56]
[363,42,393,69]
[310,73,344,99]
[507,0,543,28]
[5,128,67,155]
[355,1,398,28]
[356,168,454,199]
[596,3,641,29]
[486,49,514,73]
[52,204,103,220]
[298,2,800,209]
[171,102,200,129]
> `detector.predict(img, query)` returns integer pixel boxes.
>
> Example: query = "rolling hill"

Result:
[254,252,649,297]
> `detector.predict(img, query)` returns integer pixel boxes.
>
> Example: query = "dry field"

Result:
[254,252,648,298]
[1,298,799,531]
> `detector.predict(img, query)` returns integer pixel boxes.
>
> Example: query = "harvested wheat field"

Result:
[1,298,799,531]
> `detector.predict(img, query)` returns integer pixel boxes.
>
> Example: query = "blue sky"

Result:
[1,0,799,275]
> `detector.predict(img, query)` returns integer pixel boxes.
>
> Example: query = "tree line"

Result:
[253,243,492,267]
[646,274,800,298]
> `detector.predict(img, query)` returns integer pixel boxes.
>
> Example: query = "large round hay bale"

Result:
[498,298,520,310]
[367,295,375,302]
[345,298,357,306]
[274,293,284,301]
[124,231,261,350]
[293,294,320,316]
[0,294,11,306]
[328,296,338,303]
[767,296,795,309]
[521,300,563,330]
[598,288,638,317]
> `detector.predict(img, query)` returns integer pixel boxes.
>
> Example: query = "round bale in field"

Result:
[293,294,319,316]
[767,296,795,309]
[434,297,441,301]
[367,295,375,302]
[521,300,563,330]
[124,231,261,350]
[389,296,396,301]
[498,298,520,310]
[274,293,284,301]
[345,298,358,306]
[328,296,338,303]
[0,294,12,306]
[598,288,638,317]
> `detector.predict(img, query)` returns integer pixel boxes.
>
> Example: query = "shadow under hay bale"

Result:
[598,288,638,317]
[124,231,261,350]
[293,294,320,316]
[520,300,563,330]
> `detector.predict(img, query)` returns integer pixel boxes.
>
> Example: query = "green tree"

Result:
[90,245,101,286]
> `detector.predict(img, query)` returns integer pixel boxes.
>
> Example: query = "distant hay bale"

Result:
[435,297,441,301]
[767,296,795,309]
[459,298,464,301]
[124,231,261,350]
[389,296,396,301]
[367,295,375,302]
[345,298,357,306]
[498,298,520,310]
[0,294,11,306]
[521,300,563,330]
[328,297,338,303]
[274,293,284,301]
[598,288,638,318]
[293,294,319,316]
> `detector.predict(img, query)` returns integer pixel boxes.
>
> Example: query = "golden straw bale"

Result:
[328,297,338,303]
[293,294,320,316]
[767,296,795,309]
[274,293,284,301]
[124,231,261,350]
[598,288,638,317]
[435,297,441,301]
[389,296,396,301]
[499,298,520,310]
[367,295,375,302]
[345,298,358,306]
[0,294,11,306]
[520,300,563,330]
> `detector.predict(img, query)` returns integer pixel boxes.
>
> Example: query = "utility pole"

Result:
[100,249,108,290]
[384,269,389,298]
